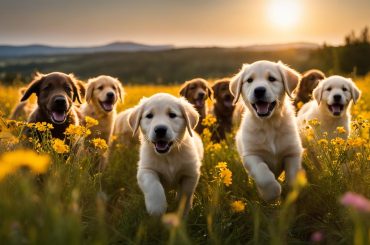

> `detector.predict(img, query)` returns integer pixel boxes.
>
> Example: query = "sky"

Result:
[0,0,369,47]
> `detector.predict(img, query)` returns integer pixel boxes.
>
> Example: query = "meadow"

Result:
[0,77,369,245]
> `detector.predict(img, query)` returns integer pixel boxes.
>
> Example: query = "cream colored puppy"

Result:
[112,108,139,147]
[297,76,361,139]
[231,60,303,202]
[80,75,124,144]
[128,93,203,216]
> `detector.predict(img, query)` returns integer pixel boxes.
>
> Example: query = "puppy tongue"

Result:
[52,111,66,122]
[255,102,269,114]
[155,141,168,150]
[102,102,113,111]
[195,100,204,107]
[331,105,341,114]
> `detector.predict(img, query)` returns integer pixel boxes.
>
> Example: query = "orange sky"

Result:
[0,0,369,47]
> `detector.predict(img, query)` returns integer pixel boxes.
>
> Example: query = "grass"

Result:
[0,77,369,244]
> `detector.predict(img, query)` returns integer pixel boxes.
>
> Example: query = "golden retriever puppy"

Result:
[179,78,212,134]
[9,87,35,121]
[297,76,361,139]
[80,75,124,144]
[128,93,203,216]
[112,107,139,147]
[293,69,325,111]
[230,60,303,202]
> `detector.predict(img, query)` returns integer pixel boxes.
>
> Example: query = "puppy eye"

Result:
[268,76,276,82]
[342,87,348,92]
[247,78,253,83]
[169,112,177,118]
[327,87,332,91]
[145,113,153,119]
[97,86,103,90]
[65,86,72,92]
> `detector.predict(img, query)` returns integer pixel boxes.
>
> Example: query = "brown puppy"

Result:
[21,72,83,139]
[179,78,212,134]
[9,87,35,121]
[293,69,325,111]
[211,78,235,141]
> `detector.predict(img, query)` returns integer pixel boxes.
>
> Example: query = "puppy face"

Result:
[128,93,199,155]
[230,61,300,118]
[21,72,82,124]
[313,76,361,117]
[179,78,212,108]
[297,70,325,101]
[86,75,124,113]
[212,79,234,108]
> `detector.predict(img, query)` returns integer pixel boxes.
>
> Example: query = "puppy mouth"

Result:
[50,110,67,124]
[328,103,344,116]
[252,101,277,117]
[99,100,115,112]
[153,140,173,154]
[194,98,205,108]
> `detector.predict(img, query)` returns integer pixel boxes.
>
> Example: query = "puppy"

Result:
[297,76,361,139]
[21,72,83,139]
[80,75,124,144]
[211,78,235,141]
[231,60,303,202]
[9,87,35,121]
[293,69,325,111]
[179,78,212,134]
[112,107,139,147]
[128,93,203,216]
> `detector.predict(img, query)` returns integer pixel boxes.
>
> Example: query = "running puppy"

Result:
[21,72,83,139]
[231,60,303,202]
[211,78,235,141]
[129,93,203,216]
[80,75,124,144]
[179,78,212,134]
[297,76,361,139]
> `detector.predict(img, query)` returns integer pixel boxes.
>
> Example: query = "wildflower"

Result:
[162,213,180,228]
[340,192,370,213]
[202,128,212,139]
[91,138,108,151]
[85,116,99,128]
[52,139,69,154]
[216,161,227,169]
[297,101,304,110]
[65,125,91,137]
[318,139,328,146]
[215,161,232,186]
[294,170,308,189]
[331,137,345,146]
[206,143,222,153]
[34,122,53,132]
[308,119,320,127]
[230,200,245,212]
[336,126,346,134]
[278,171,286,182]
[201,114,217,127]
[347,138,367,147]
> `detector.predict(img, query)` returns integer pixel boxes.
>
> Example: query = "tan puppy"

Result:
[293,69,325,111]
[179,78,212,134]
[80,75,124,144]
[231,60,303,202]
[128,93,203,216]
[297,76,361,139]
[112,107,139,147]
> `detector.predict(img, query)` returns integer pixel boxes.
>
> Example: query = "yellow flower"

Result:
[297,101,304,110]
[318,139,328,146]
[91,138,108,151]
[308,119,320,127]
[216,161,227,169]
[52,139,69,154]
[201,114,217,127]
[65,125,91,137]
[230,200,245,213]
[294,170,307,189]
[202,128,212,139]
[331,137,345,146]
[34,122,53,132]
[0,150,51,180]
[206,143,222,153]
[347,138,367,147]
[336,126,346,134]
[85,116,99,128]
[278,171,286,182]
[220,168,232,186]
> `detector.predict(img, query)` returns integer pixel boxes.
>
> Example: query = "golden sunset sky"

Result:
[1,0,369,47]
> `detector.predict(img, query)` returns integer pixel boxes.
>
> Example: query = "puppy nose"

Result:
[154,126,167,138]
[254,87,266,99]
[107,92,114,99]
[198,92,206,99]
[54,97,66,106]
[333,94,342,102]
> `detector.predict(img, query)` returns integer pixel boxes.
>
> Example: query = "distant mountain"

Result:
[0,42,175,57]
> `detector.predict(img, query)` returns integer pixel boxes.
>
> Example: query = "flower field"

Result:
[0,77,369,244]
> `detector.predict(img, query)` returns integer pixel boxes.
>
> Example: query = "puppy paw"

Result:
[145,192,168,216]
[257,180,281,202]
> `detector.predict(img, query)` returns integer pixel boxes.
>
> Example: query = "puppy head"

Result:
[21,72,82,124]
[212,79,234,108]
[296,69,325,102]
[179,78,213,109]
[86,75,124,113]
[128,93,199,155]
[230,60,300,119]
[313,75,361,117]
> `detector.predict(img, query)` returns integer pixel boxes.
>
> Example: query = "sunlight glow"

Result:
[268,0,301,29]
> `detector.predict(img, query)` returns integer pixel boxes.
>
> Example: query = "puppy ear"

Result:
[69,74,83,104]
[277,61,301,98]
[21,72,44,102]
[76,80,86,101]
[116,79,125,102]
[85,78,95,103]
[179,98,199,137]
[230,65,248,105]
[179,82,189,97]
[128,97,147,136]
[349,79,361,104]
[313,83,323,105]
[207,84,214,101]
[212,82,221,98]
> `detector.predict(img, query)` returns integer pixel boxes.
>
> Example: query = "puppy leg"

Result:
[243,155,281,201]
[178,174,200,216]
[137,168,167,216]
[283,155,302,185]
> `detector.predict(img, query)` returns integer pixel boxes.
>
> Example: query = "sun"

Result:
[267,0,301,29]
